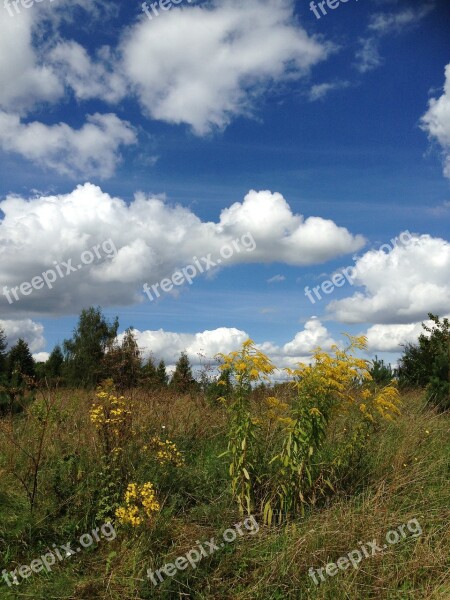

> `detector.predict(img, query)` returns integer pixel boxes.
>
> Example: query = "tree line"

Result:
[1,309,448,412]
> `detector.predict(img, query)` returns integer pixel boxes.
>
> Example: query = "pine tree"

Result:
[7,338,35,383]
[46,345,64,381]
[170,352,196,393]
[142,356,158,388]
[63,307,119,388]
[156,360,169,388]
[0,326,7,380]
[101,328,142,390]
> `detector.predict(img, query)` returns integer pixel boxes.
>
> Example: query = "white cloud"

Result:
[121,317,336,370]
[308,80,350,101]
[327,234,450,324]
[0,11,62,113]
[355,38,382,74]
[267,274,286,283]
[0,112,137,179]
[0,319,45,353]
[120,0,332,134]
[355,5,433,73]
[0,185,364,317]
[367,5,434,35]
[421,63,450,180]
[364,322,426,352]
[364,313,450,353]
[49,41,127,104]
[33,352,50,363]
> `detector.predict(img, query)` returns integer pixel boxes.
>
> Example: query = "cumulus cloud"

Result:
[364,322,427,353]
[364,313,450,353]
[0,0,333,174]
[327,234,450,324]
[119,0,331,134]
[0,12,62,113]
[0,184,364,317]
[421,63,450,179]
[0,112,137,179]
[120,317,336,371]
[0,319,45,353]
[49,41,127,104]
[33,352,50,363]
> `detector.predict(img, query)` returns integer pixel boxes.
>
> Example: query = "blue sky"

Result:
[0,0,449,369]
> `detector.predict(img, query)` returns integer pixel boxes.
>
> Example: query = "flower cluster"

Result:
[145,437,185,468]
[287,335,401,422]
[217,339,276,385]
[115,482,160,527]
[265,396,294,428]
[90,381,132,452]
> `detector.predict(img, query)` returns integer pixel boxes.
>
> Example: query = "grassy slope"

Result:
[0,390,448,599]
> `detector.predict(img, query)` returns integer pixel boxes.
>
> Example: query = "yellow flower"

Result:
[116,482,160,527]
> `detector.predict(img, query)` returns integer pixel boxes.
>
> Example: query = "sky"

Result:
[0,0,449,371]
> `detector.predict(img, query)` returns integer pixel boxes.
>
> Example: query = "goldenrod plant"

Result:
[217,339,276,515]
[218,337,401,525]
[90,379,133,521]
[115,482,160,527]
[145,436,185,468]
[264,335,401,524]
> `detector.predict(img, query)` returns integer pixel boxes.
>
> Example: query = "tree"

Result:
[102,328,142,391]
[47,345,64,379]
[0,327,7,380]
[142,356,158,389]
[369,356,394,387]
[156,360,169,388]
[398,313,449,410]
[7,338,35,383]
[170,352,196,393]
[63,307,119,388]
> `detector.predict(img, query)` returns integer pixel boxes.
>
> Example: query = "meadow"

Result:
[0,336,448,599]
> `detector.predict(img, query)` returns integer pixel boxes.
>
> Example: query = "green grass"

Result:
[0,390,448,599]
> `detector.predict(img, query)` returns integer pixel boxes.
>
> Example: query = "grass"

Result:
[0,388,448,599]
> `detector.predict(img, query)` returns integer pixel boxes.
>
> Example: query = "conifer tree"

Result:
[170,352,196,393]
[7,338,35,383]
[156,360,169,388]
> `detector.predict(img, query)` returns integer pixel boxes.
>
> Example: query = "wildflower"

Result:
[115,482,160,527]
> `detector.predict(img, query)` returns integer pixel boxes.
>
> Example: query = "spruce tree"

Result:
[7,338,35,383]
[142,356,158,388]
[156,360,169,388]
[63,306,119,388]
[46,345,64,383]
[0,326,7,380]
[170,352,195,393]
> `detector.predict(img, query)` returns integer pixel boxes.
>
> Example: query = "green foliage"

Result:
[398,314,449,409]
[369,355,394,387]
[156,360,169,388]
[102,328,142,391]
[170,352,196,393]
[46,345,64,380]
[7,337,35,383]
[0,326,7,379]
[63,306,119,388]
